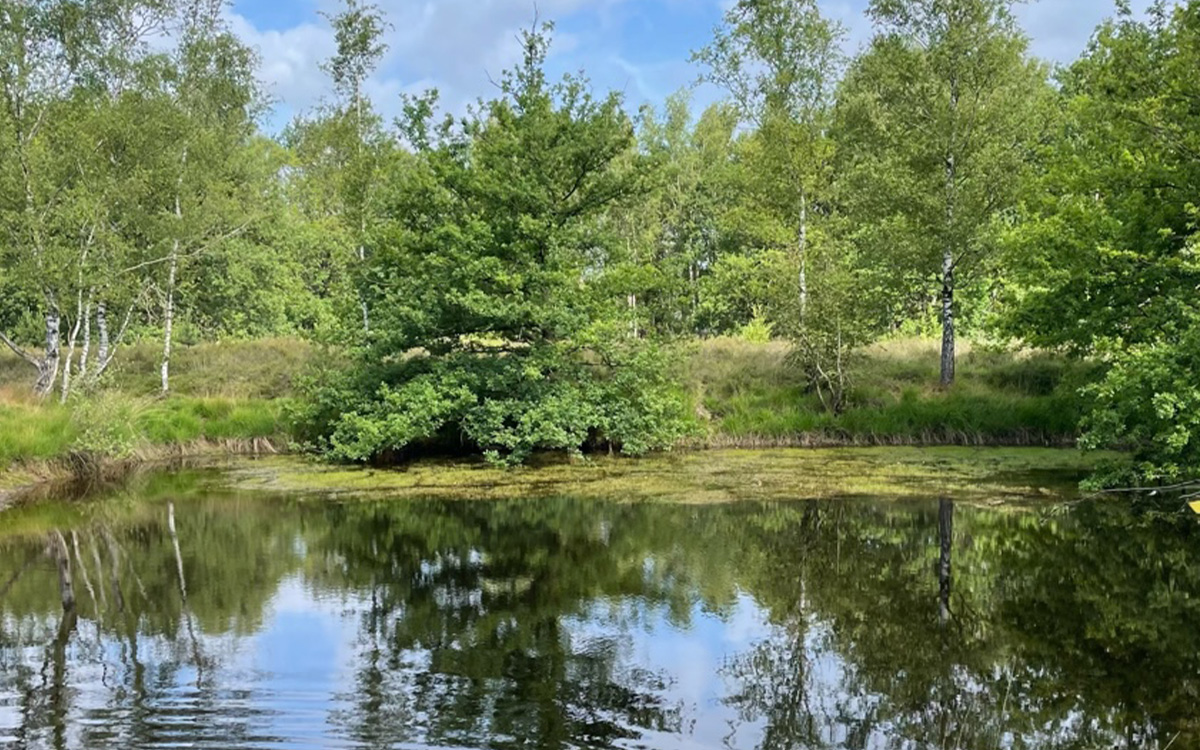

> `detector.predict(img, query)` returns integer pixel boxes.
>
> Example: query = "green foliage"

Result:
[300,28,694,465]
[736,308,775,344]
[1002,2,1200,482]
[837,0,1053,384]
[70,393,145,457]
[2,0,1198,482]
[1081,320,1200,483]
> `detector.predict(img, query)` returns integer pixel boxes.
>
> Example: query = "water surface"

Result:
[1,462,1197,749]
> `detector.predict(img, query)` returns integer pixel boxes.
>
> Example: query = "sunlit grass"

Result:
[0,394,290,471]
[1,335,1096,473]
[0,402,78,467]
[690,337,1095,445]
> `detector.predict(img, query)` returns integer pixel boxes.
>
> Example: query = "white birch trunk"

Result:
[34,293,62,398]
[78,298,92,383]
[60,291,84,404]
[941,76,960,388]
[161,242,178,396]
[798,193,808,321]
[96,301,110,372]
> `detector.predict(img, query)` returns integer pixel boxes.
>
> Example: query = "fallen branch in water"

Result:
[1095,479,1200,513]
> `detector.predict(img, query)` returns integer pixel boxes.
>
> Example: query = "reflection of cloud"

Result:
[563,591,774,749]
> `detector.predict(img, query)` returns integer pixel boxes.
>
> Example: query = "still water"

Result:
[1,466,1198,749]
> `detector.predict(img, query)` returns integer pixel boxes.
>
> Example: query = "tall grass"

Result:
[0,337,316,399]
[689,337,1093,446]
[1,338,303,470]
[0,403,78,469]
[0,395,290,470]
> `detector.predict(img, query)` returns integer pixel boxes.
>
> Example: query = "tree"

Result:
[299,25,693,465]
[284,0,392,336]
[0,0,175,396]
[617,93,742,337]
[1004,2,1200,483]
[150,0,264,394]
[837,0,1051,385]
[693,0,845,321]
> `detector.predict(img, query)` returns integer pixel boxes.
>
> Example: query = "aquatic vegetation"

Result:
[226,448,1111,504]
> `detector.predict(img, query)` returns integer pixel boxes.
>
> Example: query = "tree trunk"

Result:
[71,531,99,618]
[168,502,188,604]
[938,498,954,626]
[358,242,370,334]
[91,299,134,383]
[161,242,178,396]
[104,530,125,614]
[34,295,62,398]
[49,530,75,612]
[941,71,959,388]
[798,193,808,321]
[60,291,86,403]
[78,299,92,384]
[940,253,955,387]
[96,301,110,370]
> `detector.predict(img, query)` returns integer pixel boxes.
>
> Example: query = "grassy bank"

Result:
[1,338,307,482]
[1,336,1093,482]
[688,338,1093,447]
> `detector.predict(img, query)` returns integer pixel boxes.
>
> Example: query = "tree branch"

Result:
[0,330,39,368]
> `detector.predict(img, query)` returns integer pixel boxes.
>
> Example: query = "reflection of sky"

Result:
[2,566,796,748]
[248,579,786,749]
[249,576,365,746]
[0,541,1133,750]
[565,591,774,750]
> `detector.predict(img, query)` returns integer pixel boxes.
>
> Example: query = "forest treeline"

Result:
[1,0,1197,482]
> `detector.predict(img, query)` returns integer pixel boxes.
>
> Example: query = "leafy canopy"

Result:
[300,26,694,465]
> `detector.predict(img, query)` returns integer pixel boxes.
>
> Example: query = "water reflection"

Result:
[1,481,1199,749]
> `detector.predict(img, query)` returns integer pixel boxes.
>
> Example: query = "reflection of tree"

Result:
[3,487,1200,749]
[938,498,953,626]
[722,497,1200,750]
[0,495,304,748]
[309,498,741,749]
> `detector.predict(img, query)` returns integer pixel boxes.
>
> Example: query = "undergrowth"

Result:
[689,337,1095,446]
[1,335,1095,471]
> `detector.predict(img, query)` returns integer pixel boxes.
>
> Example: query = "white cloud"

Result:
[230,0,1162,130]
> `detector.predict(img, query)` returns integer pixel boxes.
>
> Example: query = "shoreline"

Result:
[0,437,288,510]
[0,435,1087,511]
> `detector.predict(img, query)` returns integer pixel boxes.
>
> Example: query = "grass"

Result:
[1,334,1096,482]
[1,338,303,477]
[103,337,316,399]
[689,337,1095,446]
[0,402,77,468]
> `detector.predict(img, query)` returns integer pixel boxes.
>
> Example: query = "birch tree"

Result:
[284,0,391,337]
[0,0,173,397]
[151,0,263,394]
[837,0,1051,385]
[692,0,845,321]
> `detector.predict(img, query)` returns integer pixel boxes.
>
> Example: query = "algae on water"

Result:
[226,447,1110,504]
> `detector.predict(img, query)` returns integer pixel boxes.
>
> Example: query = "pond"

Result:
[0,452,1197,749]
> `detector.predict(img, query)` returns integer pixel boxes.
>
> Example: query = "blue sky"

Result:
[225,0,1151,129]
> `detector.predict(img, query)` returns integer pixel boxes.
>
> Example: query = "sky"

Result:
[225,0,1152,129]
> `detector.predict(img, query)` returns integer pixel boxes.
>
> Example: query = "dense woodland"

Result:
[1,0,1198,483]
